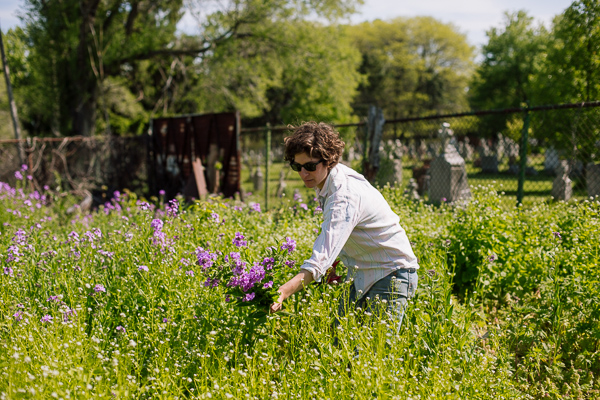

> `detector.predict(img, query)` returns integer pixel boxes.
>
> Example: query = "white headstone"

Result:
[429,123,471,203]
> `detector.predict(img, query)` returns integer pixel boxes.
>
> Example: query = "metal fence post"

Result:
[517,107,530,205]
[265,123,271,210]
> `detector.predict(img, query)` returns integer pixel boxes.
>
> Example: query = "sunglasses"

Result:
[290,159,324,172]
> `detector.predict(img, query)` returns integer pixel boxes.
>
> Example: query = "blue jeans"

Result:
[337,268,418,335]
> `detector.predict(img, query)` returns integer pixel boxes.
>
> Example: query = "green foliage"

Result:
[540,0,600,104]
[2,176,600,398]
[347,17,475,119]
[469,11,549,138]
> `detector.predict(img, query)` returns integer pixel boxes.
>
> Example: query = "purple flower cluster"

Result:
[94,284,106,293]
[250,203,261,213]
[232,232,247,247]
[137,200,153,211]
[280,237,296,254]
[151,219,166,246]
[204,278,219,288]
[40,314,53,323]
[196,247,218,269]
[228,262,266,295]
[6,245,22,264]
[261,257,275,270]
[166,199,179,218]
[138,265,149,272]
[13,229,27,245]
[63,307,77,323]
[294,192,302,202]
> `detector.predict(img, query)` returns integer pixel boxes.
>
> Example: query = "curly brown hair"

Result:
[283,122,345,170]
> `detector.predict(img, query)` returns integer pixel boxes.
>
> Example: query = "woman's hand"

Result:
[269,301,283,313]
[268,270,314,314]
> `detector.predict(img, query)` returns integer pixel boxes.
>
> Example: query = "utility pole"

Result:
[0,26,26,165]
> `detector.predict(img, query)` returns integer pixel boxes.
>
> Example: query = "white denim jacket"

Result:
[300,163,419,297]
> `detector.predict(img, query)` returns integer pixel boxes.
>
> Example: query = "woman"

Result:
[270,121,418,333]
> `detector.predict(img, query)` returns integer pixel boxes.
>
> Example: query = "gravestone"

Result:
[481,156,499,173]
[276,169,287,198]
[551,160,572,201]
[404,178,420,200]
[458,138,474,161]
[544,147,560,174]
[253,167,264,192]
[377,159,403,188]
[429,123,471,203]
[587,163,600,198]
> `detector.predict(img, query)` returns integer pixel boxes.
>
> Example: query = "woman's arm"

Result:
[270,269,314,313]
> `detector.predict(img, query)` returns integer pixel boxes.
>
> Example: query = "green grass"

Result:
[1,177,599,399]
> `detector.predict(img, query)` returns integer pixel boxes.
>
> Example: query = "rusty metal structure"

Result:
[149,111,242,200]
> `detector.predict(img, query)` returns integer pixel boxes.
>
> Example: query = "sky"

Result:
[0,0,574,49]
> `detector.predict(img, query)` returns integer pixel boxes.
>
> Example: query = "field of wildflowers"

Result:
[1,166,599,399]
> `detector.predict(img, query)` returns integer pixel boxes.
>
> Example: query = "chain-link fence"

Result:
[241,101,600,206]
[1,101,598,208]
[0,135,148,206]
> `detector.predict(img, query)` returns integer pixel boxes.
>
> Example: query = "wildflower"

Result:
[250,203,261,213]
[40,314,53,323]
[162,318,169,323]
[294,192,302,202]
[243,292,256,302]
[68,231,80,243]
[553,232,561,239]
[225,295,231,302]
[284,260,296,268]
[3,266,14,276]
[116,326,126,333]
[488,254,497,263]
[261,257,275,270]
[159,190,166,196]
[21,164,28,171]
[13,311,23,321]
[185,270,195,277]
[210,213,220,223]
[47,295,60,302]
[138,265,149,272]
[441,197,447,202]
[263,281,273,289]
[232,232,247,247]
[63,307,77,323]
[196,247,217,269]
[299,203,308,211]
[137,201,152,211]
[280,237,296,253]
[13,229,27,245]
[14,171,23,180]
[166,199,179,218]
[150,219,164,231]
[94,284,106,293]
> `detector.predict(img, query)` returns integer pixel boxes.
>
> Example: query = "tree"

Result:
[468,10,548,138]
[16,0,361,136]
[347,17,474,121]
[538,0,600,104]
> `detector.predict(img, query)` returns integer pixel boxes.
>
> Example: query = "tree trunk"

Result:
[73,0,101,136]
